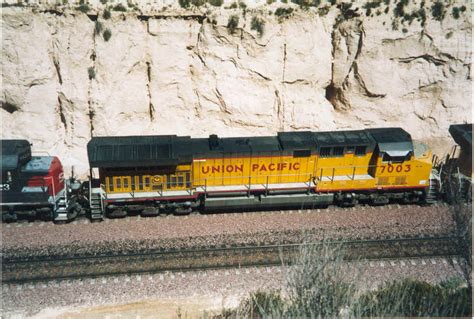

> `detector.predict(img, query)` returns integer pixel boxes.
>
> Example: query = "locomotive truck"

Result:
[2,125,462,222]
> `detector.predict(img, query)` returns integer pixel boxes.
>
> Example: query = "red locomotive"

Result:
[1,140,80,222]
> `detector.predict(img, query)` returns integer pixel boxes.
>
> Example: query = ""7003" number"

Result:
[380,164,411,173]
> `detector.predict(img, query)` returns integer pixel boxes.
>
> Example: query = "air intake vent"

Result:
[209,134,219,150]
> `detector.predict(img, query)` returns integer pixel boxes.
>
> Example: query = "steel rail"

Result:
[3,234,457,263]
[2,235,461,284]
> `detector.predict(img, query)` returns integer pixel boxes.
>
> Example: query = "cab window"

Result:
[355,146,366,156]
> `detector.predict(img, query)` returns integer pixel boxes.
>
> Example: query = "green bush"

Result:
[291,0,320,8]
[100,0,108,4]
[393,0,406,17]
[355,279,471,317]
[267,0,275,4]
[103,9,111,19]
[229,2,238,8]
[179,0,190,8]
[227,15,239,34]
[209,0,223,7]
[318,6,330,16]
[452,7,460,19]
[363,0,381,10]
[76,4,90,13]
[275,7,293,17]
[103,29,112,41]
[88,67,96,80]
[113,3,127,11]
[239,1,247,9]
[191,0,206,6]
[251,16,265,37]
[431,1,445,21]
[94,21,103,35]
[281,0,288,3]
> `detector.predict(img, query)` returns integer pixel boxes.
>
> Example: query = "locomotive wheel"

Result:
[141,207,160,217]
[2,212,17,223]
[174,207,192,215]
[107,209,127,218]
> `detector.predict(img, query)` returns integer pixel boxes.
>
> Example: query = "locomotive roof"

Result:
[87,127,413,168]
[1,139,32,170]
[366,127,413,156]
[449,124,472,153]
[313,130,374,146]
[21,156,55,173]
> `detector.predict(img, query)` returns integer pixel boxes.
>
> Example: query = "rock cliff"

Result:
[1,0,471,176]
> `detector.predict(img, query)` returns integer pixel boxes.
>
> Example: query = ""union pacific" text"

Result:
[201,162,300,174]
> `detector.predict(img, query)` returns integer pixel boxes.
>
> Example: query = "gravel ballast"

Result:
[2,257,466,318]
[2,204,455,258]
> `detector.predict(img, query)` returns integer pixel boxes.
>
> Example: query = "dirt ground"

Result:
[29,296,239,319]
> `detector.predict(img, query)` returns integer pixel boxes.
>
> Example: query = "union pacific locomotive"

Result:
[2,126,467,222]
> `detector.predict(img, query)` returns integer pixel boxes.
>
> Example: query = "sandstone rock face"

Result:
[1,1,471,176]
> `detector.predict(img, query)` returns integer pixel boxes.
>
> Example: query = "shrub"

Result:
[275,7,293,17]
[355,279,471,317]
[209,0,223,7]
[460,5,466,12]
[103,29,112,41]
[251,16,265,37]
[363,0,381,10]
[291,0,320,8]
[100,0,108,4]
[281,0,288,3]
[239,1,247,9]
[402,27,408,33]
[179,0,190,8]
[267,0,275,4]
[227,15,239,34]
[103,9,111,19]
[431,1,445,21]
[88,67,96,80]
[191,0,206,6]
[229,2,238,8]
[94,21,103,35]
[418,7,426,25]
[76,4,90,13]
[393,0,406,17]
[452,7,460,19]
[113,3,127,11]
[328,0,336,5]
[318,6,330,16]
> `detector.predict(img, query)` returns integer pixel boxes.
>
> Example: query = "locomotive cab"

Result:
[1,140,66,221]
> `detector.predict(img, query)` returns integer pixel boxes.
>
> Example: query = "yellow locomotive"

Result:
[87,127,434,219]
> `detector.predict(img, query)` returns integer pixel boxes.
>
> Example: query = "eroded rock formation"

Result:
[1,1,471,176]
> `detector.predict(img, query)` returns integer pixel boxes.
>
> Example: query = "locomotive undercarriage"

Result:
[96,188,428,220]
[1,182,86,223]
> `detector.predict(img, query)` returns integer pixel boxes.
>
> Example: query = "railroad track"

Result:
[2,235,461,284]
